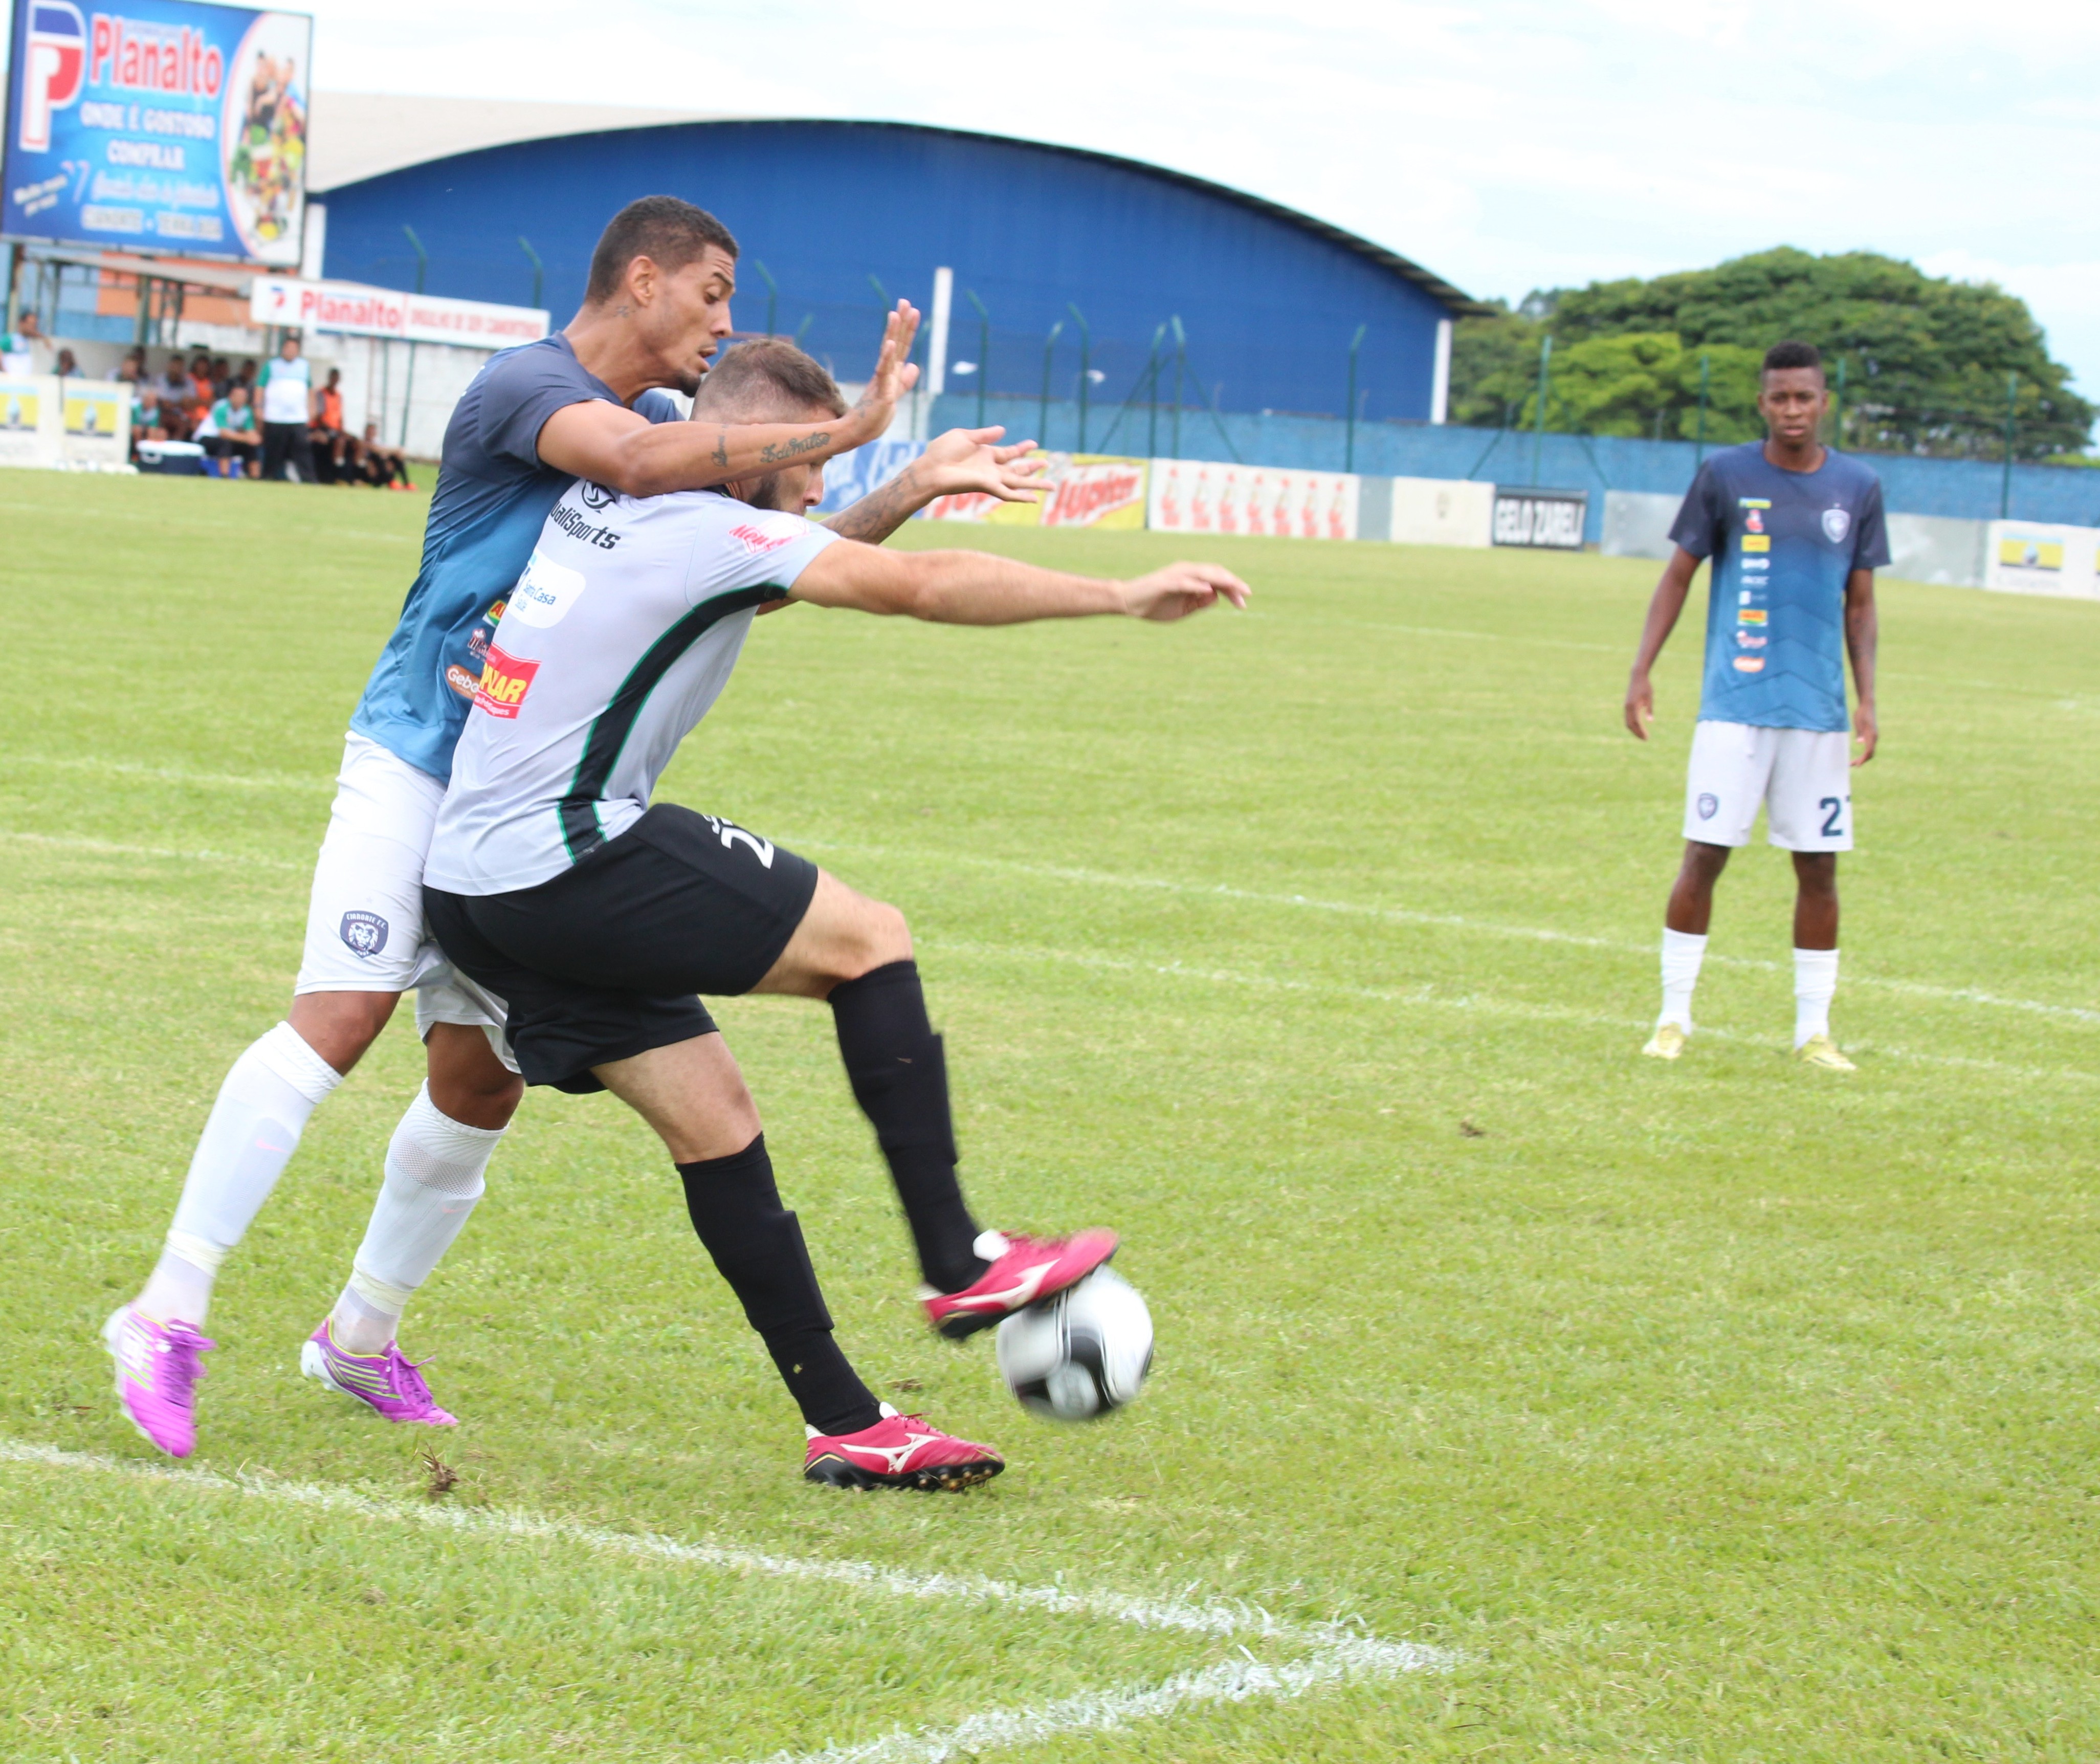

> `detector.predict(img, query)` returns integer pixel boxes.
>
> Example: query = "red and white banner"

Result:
[250,277,549,347]
[1146,459,1359,541]
[925,452,1148,530]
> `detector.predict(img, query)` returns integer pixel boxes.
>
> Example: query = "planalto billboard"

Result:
[4,0,312,264]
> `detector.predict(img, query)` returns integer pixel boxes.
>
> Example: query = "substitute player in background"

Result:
[104,196,1035,1460]
[1624,341,1885,1069]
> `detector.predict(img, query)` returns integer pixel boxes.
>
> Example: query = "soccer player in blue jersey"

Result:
[105,196,1044,1459]
[1624,341,1886,1070]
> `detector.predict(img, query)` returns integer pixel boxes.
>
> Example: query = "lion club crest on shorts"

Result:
[1697,792,1719,820]
[1822,506,1851,543]
[339,910,390,957]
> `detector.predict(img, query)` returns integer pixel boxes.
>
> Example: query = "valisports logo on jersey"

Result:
[339,910,389,958]
[1741,534,1770,553]
[731,514,809,557]
[578,480,616,511]
[473,644,540,718]
[1822,506,1851,543]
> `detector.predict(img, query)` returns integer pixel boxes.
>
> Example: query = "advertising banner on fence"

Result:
[249,276,549,346]
[926,452,1148,529]
[812,436,924,518]
[0,372,127,465]
[1491,487,1587,549]
[1145,458,1359,541]
[1984,520,2099,599]
[4,0,312,263]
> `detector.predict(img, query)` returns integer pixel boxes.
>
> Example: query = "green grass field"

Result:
[3,471,2097,1762]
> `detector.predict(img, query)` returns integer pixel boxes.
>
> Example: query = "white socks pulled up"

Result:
[1658,928,1708,1033]
[1794,947,1839,1048]
[330,1082,504,1354]
[138,1022,343,1325]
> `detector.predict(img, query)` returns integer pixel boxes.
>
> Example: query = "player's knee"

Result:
[847,899,913,977]
[285,989,397,1075]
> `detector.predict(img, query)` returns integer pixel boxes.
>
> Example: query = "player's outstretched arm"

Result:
[1845,566,1878,765]
[1624,545,1701,740]
[825,427,1048,544]
[789,541,1249,625]
[538,303,924,498]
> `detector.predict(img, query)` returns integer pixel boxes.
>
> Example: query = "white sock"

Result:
[137,1022,342,1324]
[330,1083,504,1353]
[1794,947,1839,1048]
[1659,928,1708,1032]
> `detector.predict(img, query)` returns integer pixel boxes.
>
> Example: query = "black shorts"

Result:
[423,803,819,1094]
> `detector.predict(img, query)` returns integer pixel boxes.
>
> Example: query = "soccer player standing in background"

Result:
[1623,341,1886,1069]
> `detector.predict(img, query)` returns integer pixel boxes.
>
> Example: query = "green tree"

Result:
[1470,247,2094,458]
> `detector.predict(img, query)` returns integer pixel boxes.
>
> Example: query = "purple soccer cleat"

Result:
[300,1320,457,1426]
[104,1306,215,1460]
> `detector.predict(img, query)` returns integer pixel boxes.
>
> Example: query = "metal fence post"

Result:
[1344,323,1366,472]
[2001,372,2018,519]
[1067,304,1091,451]
[754,259,778,337]
[1693,351,1710,471]
[964,289,990,429]
[519,236,543,312]
[1145,323,1164,460]
[400,226,428,450]
[1531,333,1552,484]
[1039,320,1064,448]
[1170,316,1186,459]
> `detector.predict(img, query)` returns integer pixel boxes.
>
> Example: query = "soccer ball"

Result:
[996,1267,1154,1421]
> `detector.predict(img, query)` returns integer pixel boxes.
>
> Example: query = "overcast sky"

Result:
[24,0,2100,400]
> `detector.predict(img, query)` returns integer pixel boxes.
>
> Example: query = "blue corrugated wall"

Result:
[317,120,1454,423]
[935,391,2100,542]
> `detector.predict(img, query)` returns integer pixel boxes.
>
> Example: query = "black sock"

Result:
[675,1134,880,1438]
[830,960,989,1294]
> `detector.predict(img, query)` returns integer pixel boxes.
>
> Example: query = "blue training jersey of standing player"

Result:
[348,333,681,781]
[1668,442,1890,733]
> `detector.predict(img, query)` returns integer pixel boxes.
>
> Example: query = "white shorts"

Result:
[296,734,515,1060]
[1683,720,1853,852]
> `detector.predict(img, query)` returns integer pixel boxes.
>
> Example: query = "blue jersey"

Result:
[348,334,681,781]
[1668,443,1889,733]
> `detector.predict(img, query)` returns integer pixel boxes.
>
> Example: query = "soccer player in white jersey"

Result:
[1625,341,1886,1069]
[105,197,1044,1459]
[417,340,1248,1488]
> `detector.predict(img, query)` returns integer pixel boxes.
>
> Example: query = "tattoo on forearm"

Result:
[757,431,829,465]
[714,428,730,468]
[826,476,911,542]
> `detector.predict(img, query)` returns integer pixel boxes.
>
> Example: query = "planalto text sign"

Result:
[249,275,549,346]
[4,0,312,263]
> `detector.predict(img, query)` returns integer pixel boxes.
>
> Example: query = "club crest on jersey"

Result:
[1697,792,1719,820]
[473,644,540,719]
[339,910,389,957]
[1822,506,1851,542]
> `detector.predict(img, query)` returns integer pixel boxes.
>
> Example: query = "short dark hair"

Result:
[585,196,739,304]
[691,338,848,421]
[1762,340,1823,377]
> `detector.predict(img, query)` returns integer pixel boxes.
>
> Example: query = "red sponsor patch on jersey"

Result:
[473,644,539,718]
[731,518,801,557]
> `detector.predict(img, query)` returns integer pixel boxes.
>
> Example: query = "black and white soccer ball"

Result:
[996,1267,1154,1421]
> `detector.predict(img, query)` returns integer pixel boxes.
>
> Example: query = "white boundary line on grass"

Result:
[0,1439,1452,1763]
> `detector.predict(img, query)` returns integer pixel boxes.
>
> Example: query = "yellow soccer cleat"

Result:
[1641,1023,1688,1061]
[1795,1033,1855,1072]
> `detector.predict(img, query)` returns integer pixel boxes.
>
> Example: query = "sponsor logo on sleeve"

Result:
[1822,506,1851,543]
[731,513,810,556]
[473,644,540,718]
[339,910,389,957]
[506,551,589,628]
[1741,534,1771,552]
[1732,656,1765,673]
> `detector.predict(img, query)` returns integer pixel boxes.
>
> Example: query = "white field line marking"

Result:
[0,1439,1450,1763]
[1,752,330,792]
[799,837,2100,1029]
[917,936,2100,1087]
[8,753,2092,1028]
[0,829,308,871]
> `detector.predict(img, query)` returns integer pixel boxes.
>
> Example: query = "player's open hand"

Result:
[1121,563,1251,622]
[916,427,1047,504]
[1852,702,1877,765]
[1624,672,1655,740]
[850,302,922,439]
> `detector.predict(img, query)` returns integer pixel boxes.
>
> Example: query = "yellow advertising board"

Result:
[925,453,1148,530]
[0,380,40,432]
[65,386,122,438]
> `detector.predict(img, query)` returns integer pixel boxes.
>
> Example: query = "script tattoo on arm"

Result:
[756,431,830,465]
[714,428,730,468]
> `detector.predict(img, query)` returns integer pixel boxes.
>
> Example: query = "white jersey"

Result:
[424,482,837,896]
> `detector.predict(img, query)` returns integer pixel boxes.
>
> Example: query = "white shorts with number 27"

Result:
[1682,719,1853,852]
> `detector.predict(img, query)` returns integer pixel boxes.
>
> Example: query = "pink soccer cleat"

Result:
[104,1306,214,1460]
[922,1228,1119,1340]
[300,1321,457,1426]
[803,1404,1004,1491]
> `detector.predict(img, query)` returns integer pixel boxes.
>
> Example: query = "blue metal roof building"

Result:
[313,112,1476,429]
